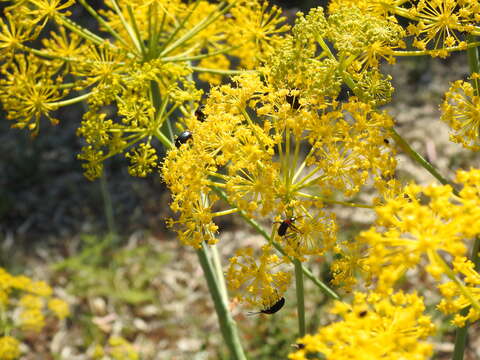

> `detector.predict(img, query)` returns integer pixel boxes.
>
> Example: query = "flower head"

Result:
[441,74,480,150]
[289,291,435,360]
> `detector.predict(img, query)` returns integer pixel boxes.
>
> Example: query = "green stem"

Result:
[390,128,459,196]
[190,66,253,75]
[196,243,247,360]
[296,192,374,209]
[154,128,173,149]
[452,37,480,360]
[294,259,306,337]
[212,186,339,300]
[100,170,118,243]
[210,244,229,300]
[127,4,146,56]
[393,41,480,57]
[50,92,92,107]
[162,45,240,62]
[451,238,480,360]
[160,1,235,57]
[110,0,142,53]
[77,0,130,48]
[58,15,105,45]
[150,82,244,359]
[467,35,480,96]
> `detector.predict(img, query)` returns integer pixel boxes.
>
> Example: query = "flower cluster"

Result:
[0,267,69,359]
[335,169,480,326]
[441,73,480,150]
[289,291,435,360]
[0,0,288,179]
[92,336,139,360]
[330,0,480,57]
[162,7,398,306]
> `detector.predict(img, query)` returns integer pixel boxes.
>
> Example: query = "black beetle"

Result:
[285,94,301,110]
[175,130,193,148]
[276,217,299,237]
[248,297,285,315]
[195,106,206,122]
[358,310,368,318]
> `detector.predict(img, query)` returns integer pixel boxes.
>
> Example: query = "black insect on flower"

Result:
[276,217,300,237]
[247,297,286,315]
[285,93,301,110]
[383,138,390,145]
[175,130,193,148]
[358,310,368,318]
[195,106,206,122]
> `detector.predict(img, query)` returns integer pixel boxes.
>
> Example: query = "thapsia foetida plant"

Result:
[2,0,480,359]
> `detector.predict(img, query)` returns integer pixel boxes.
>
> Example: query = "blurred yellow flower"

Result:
[0,336,21,360]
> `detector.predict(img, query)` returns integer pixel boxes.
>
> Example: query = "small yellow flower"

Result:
[19,308,45,332]
[48,298,70,320]
[108,336,139,360]
[0,336,21,360]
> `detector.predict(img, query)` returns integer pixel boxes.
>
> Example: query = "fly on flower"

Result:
[247,297,285,315]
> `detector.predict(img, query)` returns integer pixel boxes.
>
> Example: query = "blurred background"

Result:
[1,1,479,359]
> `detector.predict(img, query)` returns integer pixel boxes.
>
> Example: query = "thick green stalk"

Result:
[210,244,229,300]
[150,84,245,359]
[467,35,480,96]
[196,243,247,360]
[452,237,480,360]
[390,128,459,196]
[100,171,117,242]
[451,35,480,360]
[294,259,306,337]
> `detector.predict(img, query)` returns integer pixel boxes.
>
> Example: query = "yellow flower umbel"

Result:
[357,182,471,290]
[441,73,480,150]
[0,267,69,358]
[349,169,480,323]
[92,336,139,360]
[162,5,404,306]
[0,0,289,179]
[0,336,21,360]
[288,291,435,360]
[226,245,291,308]
[403,0,479,57]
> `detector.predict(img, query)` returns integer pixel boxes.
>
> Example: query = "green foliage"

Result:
[54,234,170,305]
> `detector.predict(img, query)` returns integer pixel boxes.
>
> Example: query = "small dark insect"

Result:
[285,94,301,110]
[276,217,299,237]
[293,343,305,350]
[383,138,390,145]
[195,106,206,122]
[358,310,368,318]
[248,297,286,315]
[175,130,193,148]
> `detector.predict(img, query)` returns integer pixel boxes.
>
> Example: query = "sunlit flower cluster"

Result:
[3,0,480,358]
[0,0,288,180]
[0,267,69,359]
[92,336,139,360]
[162,16,397,306]
[289,291,435,360]
[441,73,480,150]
